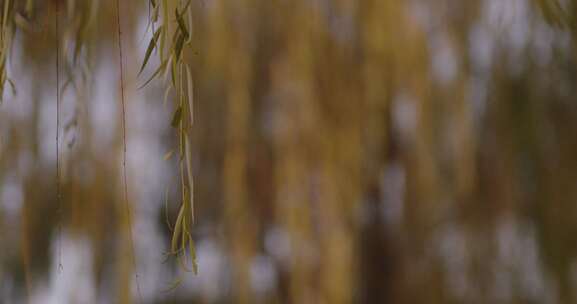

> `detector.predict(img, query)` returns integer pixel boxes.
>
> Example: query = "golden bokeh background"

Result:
[2,0,577,303]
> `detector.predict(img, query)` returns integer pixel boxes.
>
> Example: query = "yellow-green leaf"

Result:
[139,26,163,76]
[171,106,183,128]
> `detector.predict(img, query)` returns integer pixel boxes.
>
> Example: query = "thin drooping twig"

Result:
[114,0,143,301]
[55,0,63,273]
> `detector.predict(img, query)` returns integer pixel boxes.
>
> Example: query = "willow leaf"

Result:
[175,8,189,39]
[138,59,167,89]
[171,205,185,253]
[139,26,163,76]
[171,106,183,128]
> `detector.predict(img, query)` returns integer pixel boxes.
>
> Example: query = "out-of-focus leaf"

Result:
[162,277,182,293]
[163,150,174,160]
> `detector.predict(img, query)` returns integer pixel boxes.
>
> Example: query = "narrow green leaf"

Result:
[174,32,186,62]
[171,106,183,128]
[185,65,194,126]
[185,136,194,224]
[139,26,163,76]
[175,8,189,39]
[138,60,167,90]
[187,232,198,274]
[171,205,184,253]
[164,187,172,231]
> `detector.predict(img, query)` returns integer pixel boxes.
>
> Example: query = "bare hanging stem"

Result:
[114,0,143,301]
[55,0,63,273]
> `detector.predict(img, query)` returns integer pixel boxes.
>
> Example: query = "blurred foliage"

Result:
[2,0,577,303]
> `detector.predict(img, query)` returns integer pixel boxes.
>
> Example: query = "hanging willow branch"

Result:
[115,0,145,302]
[54,0,63,273]
[0,0,198,279]
[141,0,198,276]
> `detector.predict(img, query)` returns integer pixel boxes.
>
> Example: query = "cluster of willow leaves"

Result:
[2,0,577,303]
